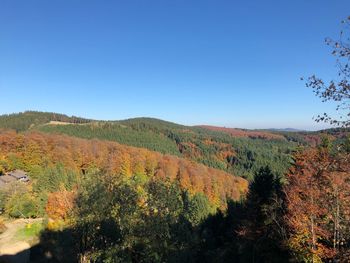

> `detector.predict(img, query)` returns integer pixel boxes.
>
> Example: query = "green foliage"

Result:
[0,182,36,217]
[6,192,38,218]
[39,170,214,262]
[0,163,80,218]
[35,165,293,262]
[0,190,7,212]
[228,138,294,180]
[29,164,80,217]
[19,113,297,180]
[33,163,80,193]
[183,192,212,227]
[0,111,299,179]
[240,167,288,262]
[38,123,180,155]
[1,112,349,181]
[319,134,332,150]
[344,135,350,153]
[0,111,91,131]
[6,153,25,171]
[197,167,289,262]
[16,221,44,241]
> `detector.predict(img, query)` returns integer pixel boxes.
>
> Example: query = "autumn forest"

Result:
[0,106,348,262]
[1,3,350,263]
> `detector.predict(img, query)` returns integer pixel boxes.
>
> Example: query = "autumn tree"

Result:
[285,148,350,262]
[46,189,75,222]
[285,149,332,262]
[0,180,39,218]
[68,171,204,262]
[305,16,350,127]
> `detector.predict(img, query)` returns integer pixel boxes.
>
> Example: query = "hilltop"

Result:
[2,111,348,180]
[0,130,247,206]
[197,125,286,140]
[0,112,349,262]
[0,111,92,131]
[0,111,298,180]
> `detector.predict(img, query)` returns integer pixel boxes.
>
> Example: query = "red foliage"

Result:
[46,190,76,221]
[199,125,285,140]
[0,130,248,207]
[285,148,350,261]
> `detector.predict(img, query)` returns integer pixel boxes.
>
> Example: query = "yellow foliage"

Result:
[120,153,132,177]
[47,218,66,231]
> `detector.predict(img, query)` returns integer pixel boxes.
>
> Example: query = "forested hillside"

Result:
[0,111,298,180]
[1,114,350,262]
[198,125,285,140]
[0,111,92,131]
[0,130,249,262]
[0,130,247,210]
[2,2,350,262]
[2,129,347,262]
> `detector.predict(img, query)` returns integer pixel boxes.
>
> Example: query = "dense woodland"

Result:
[0,112,350,262]
[0,111,92,131]
[0,130,247,210]
[1,10,350,263]
[0,112,299,180]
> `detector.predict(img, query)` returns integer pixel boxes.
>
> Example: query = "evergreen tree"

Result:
[239,166,289,262]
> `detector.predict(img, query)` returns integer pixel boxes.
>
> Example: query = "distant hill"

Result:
[198,125,286,140]
[265,128,305,132]
[0,111,92,131]
[4,112,341,180]
[0,130,248,208]
[0,111,298,180]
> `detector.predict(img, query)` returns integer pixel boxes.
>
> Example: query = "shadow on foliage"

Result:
[31,167,290,263]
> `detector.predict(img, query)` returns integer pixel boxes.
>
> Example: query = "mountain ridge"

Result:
[0,111,297,180]
[1,110,340,133]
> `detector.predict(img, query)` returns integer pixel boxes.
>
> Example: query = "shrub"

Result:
[6,193,38,218]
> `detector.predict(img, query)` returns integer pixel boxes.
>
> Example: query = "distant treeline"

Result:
[0,111,92,131]
[0,111,297,180]
[2,111,348,181]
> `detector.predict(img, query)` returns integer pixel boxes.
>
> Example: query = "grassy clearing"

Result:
[15,221,43,244]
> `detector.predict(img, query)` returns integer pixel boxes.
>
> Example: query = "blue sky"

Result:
[0,0,349,130]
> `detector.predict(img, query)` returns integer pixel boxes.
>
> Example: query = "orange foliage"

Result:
[0,130,248,206]
[199,125,285,140]
[285,148,350,261]
[46,190,76,221]
[178,142,201,158]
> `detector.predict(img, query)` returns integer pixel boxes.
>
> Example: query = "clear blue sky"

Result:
[1,1,349,130]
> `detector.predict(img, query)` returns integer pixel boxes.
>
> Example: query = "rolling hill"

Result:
[0,111,298,180]
[197,125,286,140]
[10,111,350,181]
